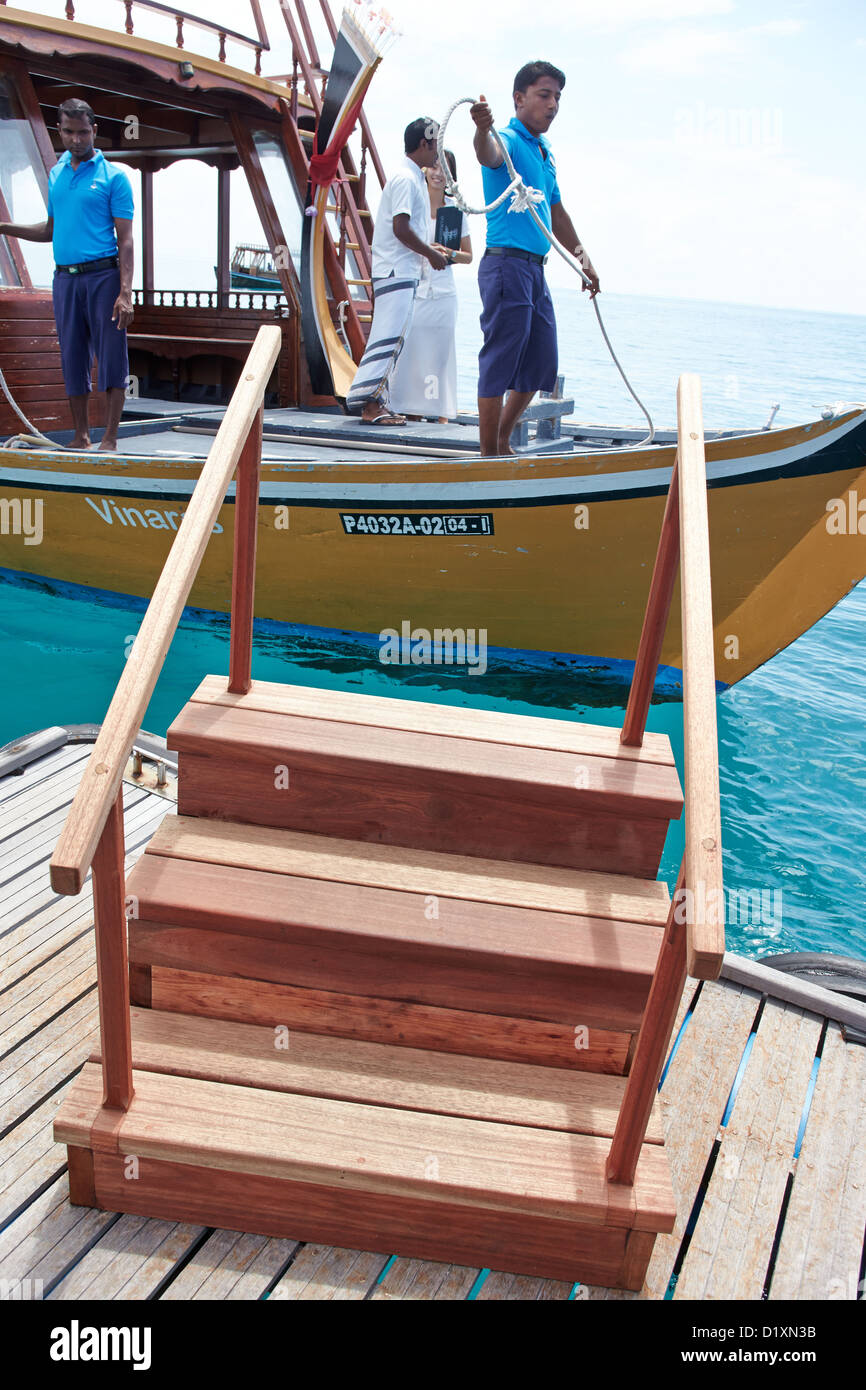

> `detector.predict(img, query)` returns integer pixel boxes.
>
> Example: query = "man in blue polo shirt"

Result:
[470,63,599,456]
[0,97,134,451]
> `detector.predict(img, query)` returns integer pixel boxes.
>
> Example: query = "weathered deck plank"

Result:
[48,1214,205,1300]
[0,1174,117,1289]
[476,1270,572,1300]
[370,1256,479,1300]
[158,1229,290,1301]
[642,979,760,1297]
[266,1243,388,1301]
[0,937,96,1050]
[1,992,98,1122]
[0,1094,74,1225]
[674,1000,822,1299]
[1,800,173,979]
[768,1022,866,1301]
[0,746,89,805]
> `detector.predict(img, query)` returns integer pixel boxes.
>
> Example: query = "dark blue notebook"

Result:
[434,205,463,250]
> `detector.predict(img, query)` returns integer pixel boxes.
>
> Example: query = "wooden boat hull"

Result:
[1,409,864,686]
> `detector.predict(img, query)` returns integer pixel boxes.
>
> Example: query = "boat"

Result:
[0,0,864,695]
[228,241,281,290]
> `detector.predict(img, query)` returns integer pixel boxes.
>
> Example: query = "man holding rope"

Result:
[470,62,600,456]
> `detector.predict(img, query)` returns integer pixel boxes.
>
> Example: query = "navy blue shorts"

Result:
[52,266,129,396]
[477,252,558,397]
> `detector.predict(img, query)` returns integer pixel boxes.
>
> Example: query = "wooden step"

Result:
[91,1008,665,1143]
[55,1009,676,1284]
[126,818,667,1038]
[168,677,683,877]
[144,966,635,1074]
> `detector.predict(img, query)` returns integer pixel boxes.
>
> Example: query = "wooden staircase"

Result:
[49,330,725,1293]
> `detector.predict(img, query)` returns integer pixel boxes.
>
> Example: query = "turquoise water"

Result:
[1,291,865,961]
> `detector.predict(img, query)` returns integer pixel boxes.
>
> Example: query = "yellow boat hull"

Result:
[1,409,865,686]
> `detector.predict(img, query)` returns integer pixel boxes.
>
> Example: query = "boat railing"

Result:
[606,372,725,1184]
[131,288,289,312]
[49,324,281,1110]
[15,0,273,76]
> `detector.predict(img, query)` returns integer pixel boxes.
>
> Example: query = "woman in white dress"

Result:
[389,150,472,423]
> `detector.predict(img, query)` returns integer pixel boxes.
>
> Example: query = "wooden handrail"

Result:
[607,374,724,1188]
[49,325,281,897]
[677,375,724,979]
[622,373,724,981]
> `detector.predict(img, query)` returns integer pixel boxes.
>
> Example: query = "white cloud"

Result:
[748,19,806,38]
[382,0,735,43]
[620,27,742,71]
[621,15,806,73]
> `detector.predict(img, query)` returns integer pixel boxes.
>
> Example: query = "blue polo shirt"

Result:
[47,148,134,266]
[481,116,561,255]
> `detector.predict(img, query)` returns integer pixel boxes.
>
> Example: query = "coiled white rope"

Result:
[0,365,60,449]
[437,97,655,446]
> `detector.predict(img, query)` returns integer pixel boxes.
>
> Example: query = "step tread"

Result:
[127,855,661,1030]
[169,700,683,819]
[126,855,663,979]
[90,1008,664,1143]
[144,815,671,926]
[192,675,676,766]
[56,1061,676,1232]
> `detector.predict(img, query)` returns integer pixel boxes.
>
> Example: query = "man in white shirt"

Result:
[346,118,448,424]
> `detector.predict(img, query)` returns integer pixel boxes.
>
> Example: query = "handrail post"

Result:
[91,790,134,1111]
[621,460,680,747]
[228,403,263,694]
[606,865,687,1185]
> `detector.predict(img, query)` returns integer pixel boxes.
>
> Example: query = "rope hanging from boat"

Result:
[0,366,60,449]
[436,97,655,446]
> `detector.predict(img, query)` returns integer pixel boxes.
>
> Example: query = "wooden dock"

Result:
[3,739,865,1302]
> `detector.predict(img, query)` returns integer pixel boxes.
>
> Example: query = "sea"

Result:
[1,286,865,963]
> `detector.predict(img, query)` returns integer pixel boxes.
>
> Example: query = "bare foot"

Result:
[66,434,91,450]
[97,437,119,452]
[497,440,516,456]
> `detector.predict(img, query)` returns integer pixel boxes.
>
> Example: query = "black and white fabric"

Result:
[345,274,418,415]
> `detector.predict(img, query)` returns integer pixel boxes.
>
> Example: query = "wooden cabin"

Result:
[0,0,381,434]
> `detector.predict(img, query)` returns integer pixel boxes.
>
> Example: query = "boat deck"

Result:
[21,398,701,463]
[3,740,865,1301]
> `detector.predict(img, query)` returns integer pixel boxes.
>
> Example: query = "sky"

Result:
[14,0,866,314]
[356,0,866,313]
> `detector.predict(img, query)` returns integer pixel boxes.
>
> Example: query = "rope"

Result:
[436,97,655,446]
[0,366,61,449]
